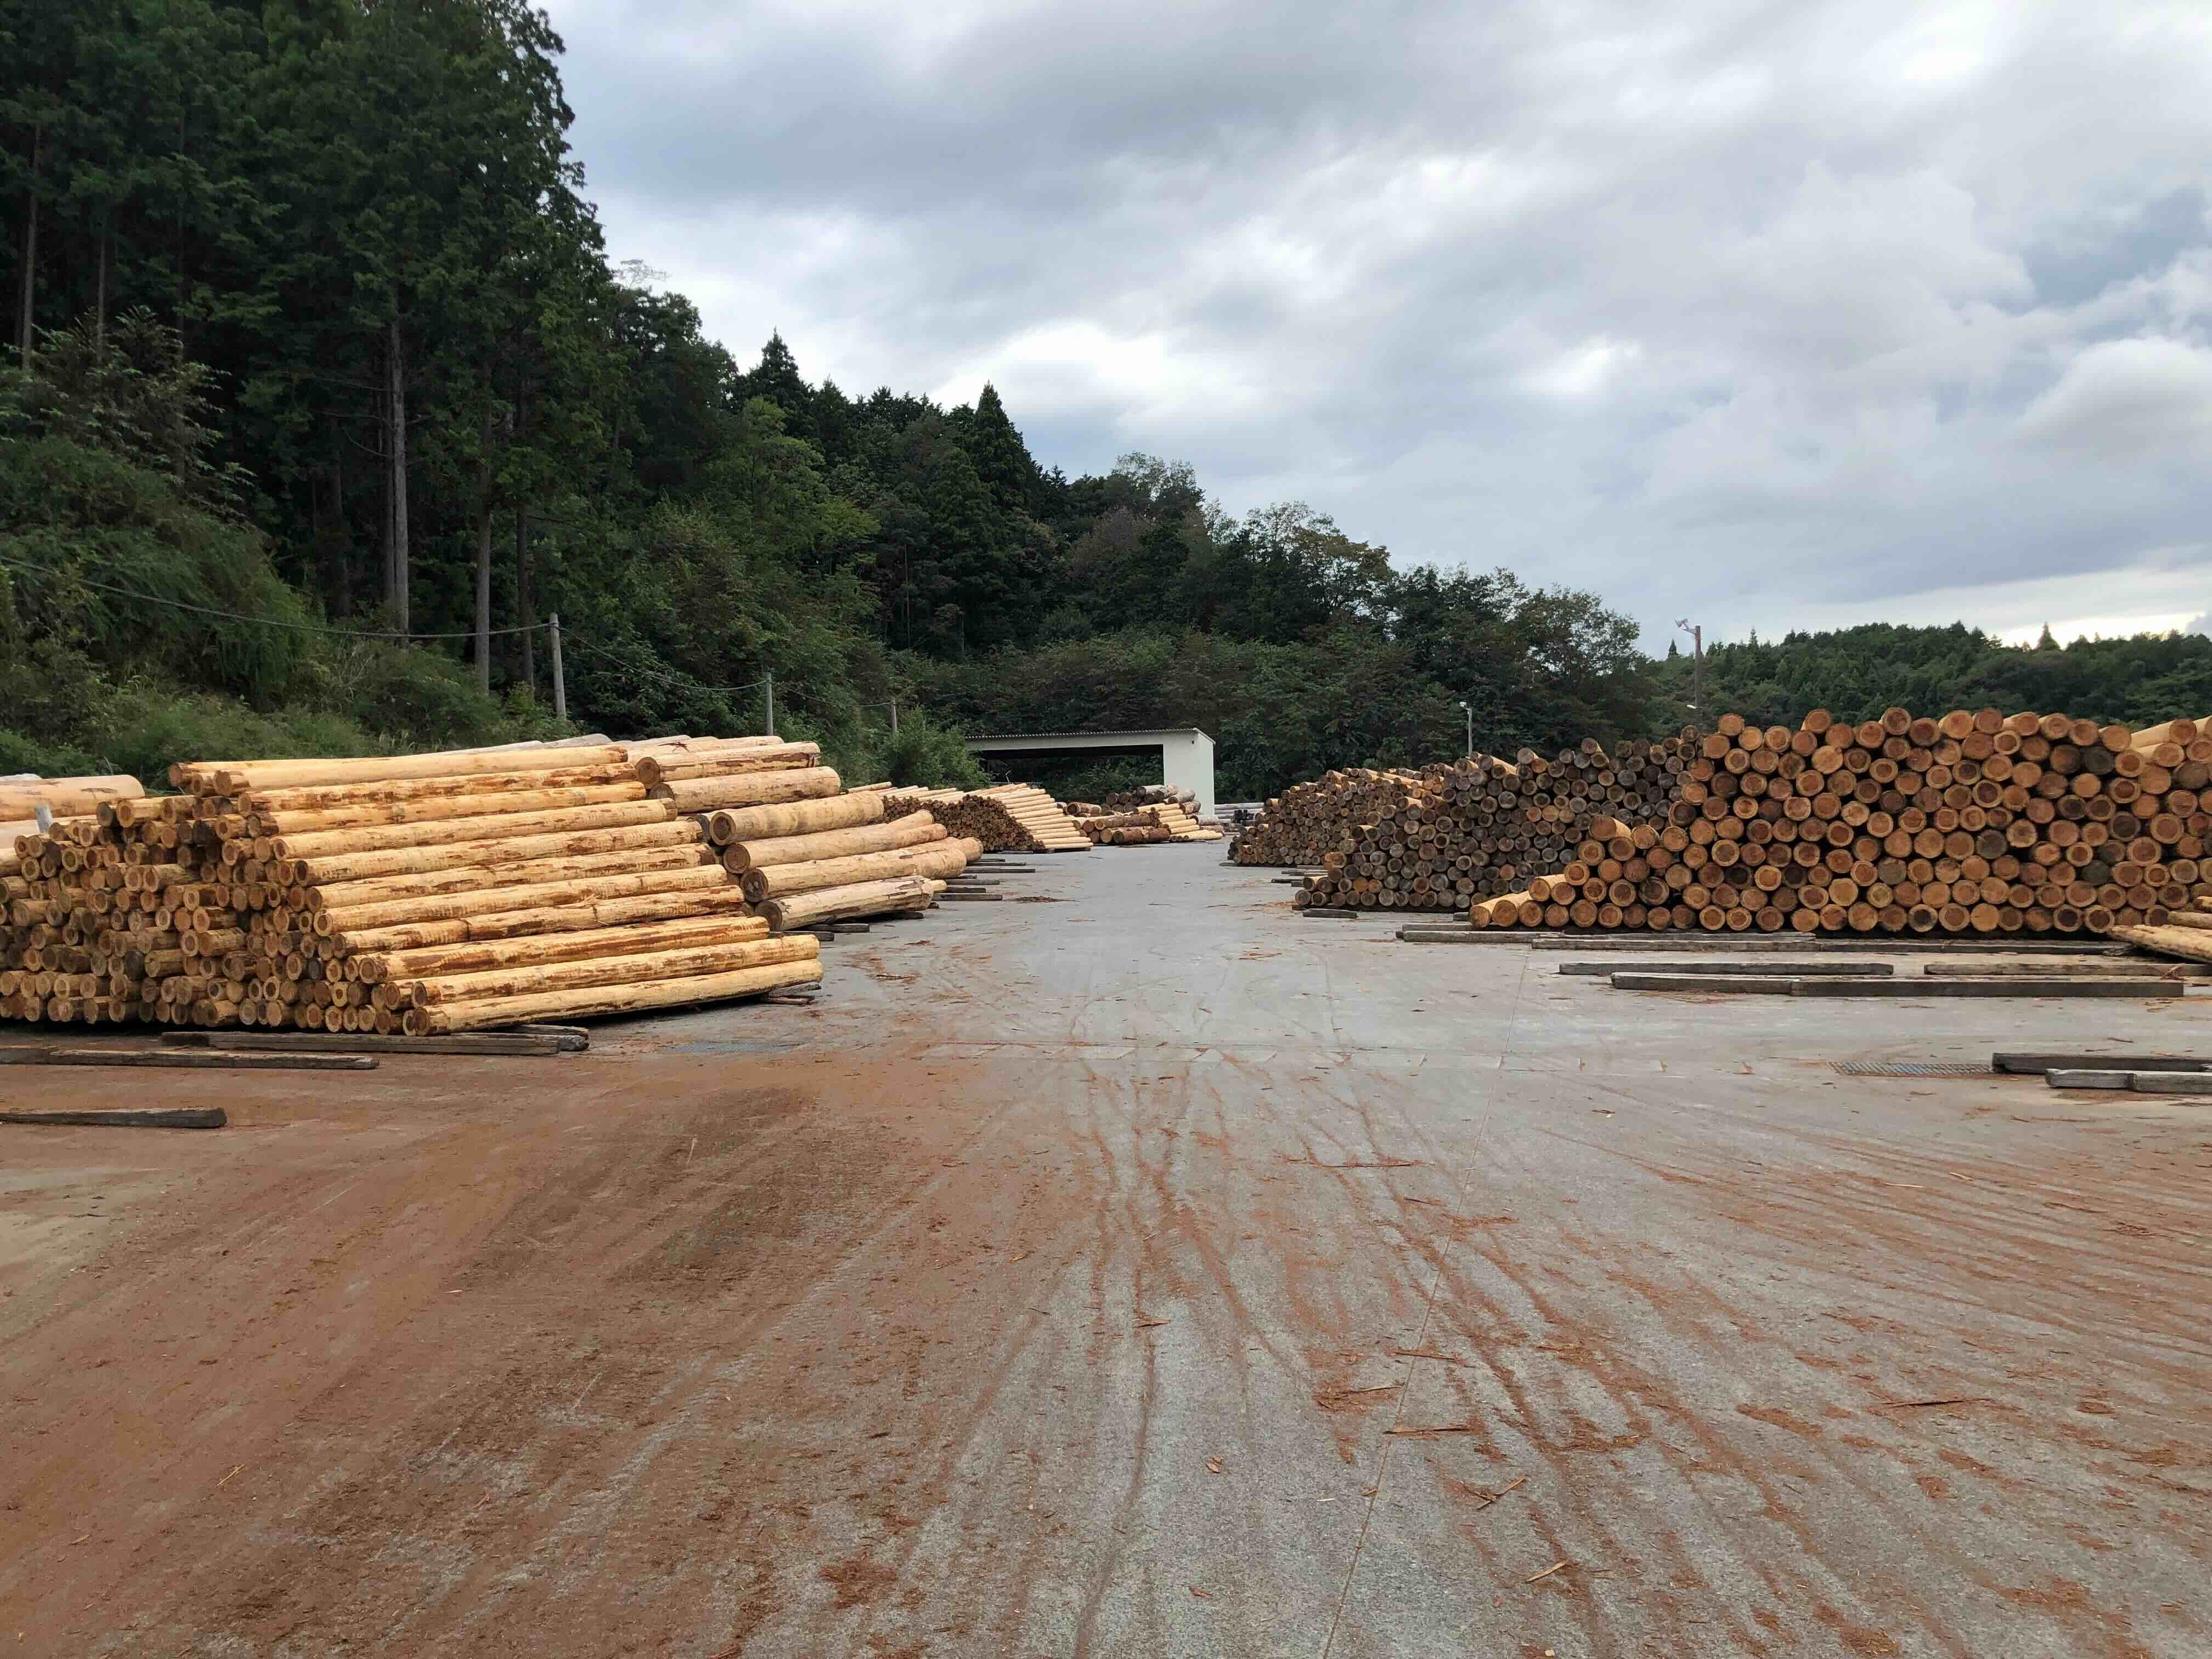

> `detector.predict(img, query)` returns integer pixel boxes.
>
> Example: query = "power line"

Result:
[0,552,551,640]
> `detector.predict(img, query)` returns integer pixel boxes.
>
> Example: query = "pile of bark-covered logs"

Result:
[0,737,880,1032]
[1254,735,1701,911]
[1071,784,1214,823]
[1065,800,1224,845]
[1466,710,2212,935]
[1232,769,1432,869]
[884,785,1092,853]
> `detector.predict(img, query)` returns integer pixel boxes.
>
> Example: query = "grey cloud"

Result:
[544,0,2212,647]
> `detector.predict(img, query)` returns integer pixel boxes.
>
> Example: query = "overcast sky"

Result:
[539,0,2211,651]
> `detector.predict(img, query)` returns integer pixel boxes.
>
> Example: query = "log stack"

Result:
[3,740,821,1032]
[695,788,973,927]
[1461,709,2212,935]
[886,785,1093,853]
[1066,802,1224,845]
[1266,735,1702,911]
[1232,769,1435,868]
[0,773,147,825]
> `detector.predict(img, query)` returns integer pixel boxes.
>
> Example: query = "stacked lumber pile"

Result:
[1,773,148,855]
[1464,709,2212,935]
[1268,736,1701,911]
[1066,800,1224,845]
[886,784,1092,853]
[1076,809,1171,846]
[3,739,821,1032]
[707,791,977,930]
[1232,768,1437,867]
[1086,783,1210,822]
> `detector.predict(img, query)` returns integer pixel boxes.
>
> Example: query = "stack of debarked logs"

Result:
[2,735,989,1033]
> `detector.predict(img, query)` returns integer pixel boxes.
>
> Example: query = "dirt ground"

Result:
[3,847,2209,1657]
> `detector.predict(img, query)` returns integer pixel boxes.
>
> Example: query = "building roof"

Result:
[964,729,1212,746]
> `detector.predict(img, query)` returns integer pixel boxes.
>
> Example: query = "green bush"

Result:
[866,709,989,789]
[0,724,106,780]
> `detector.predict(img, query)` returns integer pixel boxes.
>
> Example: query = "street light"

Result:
[1675,618,1703,711]
[1458,699,1473,759]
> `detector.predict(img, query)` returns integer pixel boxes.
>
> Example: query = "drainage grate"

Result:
[1830,1060,1992,1078]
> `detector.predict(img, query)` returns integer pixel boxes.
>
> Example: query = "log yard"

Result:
[4,708,2209,1657]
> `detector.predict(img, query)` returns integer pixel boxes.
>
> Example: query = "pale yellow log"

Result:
[182,743,629,794]
[355,911,769,982]
[305,845,718,914]
[239,765,637,815]
[2111,924,2212,965]
[632,742,820,786]
[0,777,145,818]
[2128,719,2197,750]
[617,735,782,758]
[402,956,821,1034]
[272,798,676,859]
[649,766,842,814]
[251,781,646,836]
[2146,911,2212,933]
[722,811,944,872]
[290,818,706,887]
[407,935,816,1007]
[741,838,977,902]
[316,862,735,935]
[705,792,885,845]
[761,875,936,930]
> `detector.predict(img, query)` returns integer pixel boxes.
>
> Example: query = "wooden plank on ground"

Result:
[1993,1052,2212,1075]
[1792,978,2182,1000]
[1925,960,2211,979]
[1401,928,2133,955]
[1608,973,1812,994]
[1559,961,1889,978]
[0,1045,377,1070]
[162,1031,563,1056]
[1,1107,227,1128]
[1611,975,2183,998]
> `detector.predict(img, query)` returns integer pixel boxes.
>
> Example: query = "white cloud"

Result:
[2017,336,2212,456]
[543,0,2212,647]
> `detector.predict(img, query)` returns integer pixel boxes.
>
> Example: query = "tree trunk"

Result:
[93,225,109,356]
[313,459,351,619]
[15,126,40,361]
[475,463,494,696]
[516,508,534,692]
[386,318,410,633]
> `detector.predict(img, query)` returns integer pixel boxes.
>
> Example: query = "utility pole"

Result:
[764,671,775,736]
[548,612,566,722]
[1675,618,1703,710]
[1458,699,1472,759]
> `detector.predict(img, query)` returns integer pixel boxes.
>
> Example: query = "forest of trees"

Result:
[1648,623,2212,741]
[6,1,2209,800]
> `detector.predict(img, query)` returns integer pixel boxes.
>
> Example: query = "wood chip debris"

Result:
[1473,1475,1527,1510]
